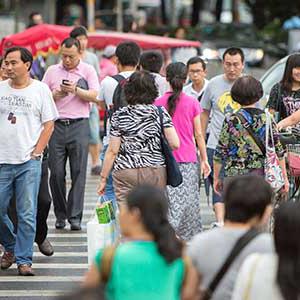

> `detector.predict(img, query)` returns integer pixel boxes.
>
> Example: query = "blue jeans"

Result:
[0,159,41,265]
[100,144,116,205]
[207,148,225,204]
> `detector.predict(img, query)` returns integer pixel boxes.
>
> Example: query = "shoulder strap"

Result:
[100,245,117,283]
[111,74,126,83]
[157,106,164,134]
[236,112,266,155]
[206,228,261,299]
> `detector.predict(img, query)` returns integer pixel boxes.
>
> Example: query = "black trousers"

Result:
[8,158,52,244]
[48,119,89,224]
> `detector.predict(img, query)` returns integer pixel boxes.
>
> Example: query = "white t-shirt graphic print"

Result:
[0,79,58,164]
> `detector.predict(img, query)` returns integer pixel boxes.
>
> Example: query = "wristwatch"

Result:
[31,153,43,161]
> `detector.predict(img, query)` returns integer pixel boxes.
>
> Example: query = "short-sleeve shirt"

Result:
[98,71,134,146]
[110,104,172,171]
[83,50,100,76]
[201,74,240,149]
[267,82,300,126]
[152,73,170,96]
[214,108,285,177]
[183,78,209,101]
[95,241,185,300]
[155,92,201,163]
[0,79,59,164]
[187,228,274,300]
[42,61,99,119]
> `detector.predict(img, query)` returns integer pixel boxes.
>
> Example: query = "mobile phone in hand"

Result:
[62,79,71,86]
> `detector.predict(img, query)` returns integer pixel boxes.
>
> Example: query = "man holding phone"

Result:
[43,37,99,231]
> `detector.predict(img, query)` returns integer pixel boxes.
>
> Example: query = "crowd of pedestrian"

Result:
[1,20,300,300]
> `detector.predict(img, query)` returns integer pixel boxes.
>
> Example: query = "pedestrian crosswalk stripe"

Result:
[0,291,65,297]
[47,233,87,237]
[10,263,88,269]
[0,276,82,282]
[33,252,88,257]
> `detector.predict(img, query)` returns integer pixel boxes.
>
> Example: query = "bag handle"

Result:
[235,113,266,155]
[203,228,261,300]
[157,106,165,137]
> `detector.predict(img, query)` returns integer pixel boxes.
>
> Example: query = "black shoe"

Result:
[38,238,54,256]
[70,223,81,231]
[18,264,34,276]
[55,220,66,229]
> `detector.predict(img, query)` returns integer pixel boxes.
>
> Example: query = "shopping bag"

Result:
[264,109,285,192]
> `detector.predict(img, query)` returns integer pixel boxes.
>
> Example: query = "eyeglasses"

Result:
[8,112,16,124]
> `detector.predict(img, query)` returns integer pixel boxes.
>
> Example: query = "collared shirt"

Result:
[42,60,99,119]
[183,79,209,101]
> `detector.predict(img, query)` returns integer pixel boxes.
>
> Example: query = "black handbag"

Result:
[157,106,183,187]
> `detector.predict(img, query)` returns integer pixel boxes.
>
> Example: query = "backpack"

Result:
[103,74,127,136]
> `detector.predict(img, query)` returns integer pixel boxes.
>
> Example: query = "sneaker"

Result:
[55,220,66,229]
[38,238,54,256]
[18,264,34,276]
[210,222,224,229]
[91,165,101,176]
[1,251,15,270]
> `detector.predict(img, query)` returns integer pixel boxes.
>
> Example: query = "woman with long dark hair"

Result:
[83,185,199,300]
[155,62,210,241]
[232,201,300,300]
[267,53,300,124]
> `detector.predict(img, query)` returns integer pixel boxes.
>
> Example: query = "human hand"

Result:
[97,177,107,196]
[281,178,290,195]
[201,160,211,179]
[53,89,68,100]
[60,81,76,94]
[214,178,223,196]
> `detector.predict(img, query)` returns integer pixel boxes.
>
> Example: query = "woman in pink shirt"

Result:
[155,62,210,241]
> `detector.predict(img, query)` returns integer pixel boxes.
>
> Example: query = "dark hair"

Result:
[281,54,300,93]
[140,51,163,73]
[61,37,81,52]
[124,71,158,105]
[126,185,183,263]
[4,47,33,71]
[187,56,206,71]
[223,47,245,63]
[231,75,263,106]
[274,202,300,300]
[70,26,88,38]
[224,175,273,223]
[166,62,187,116]
[115,41,141,67]
[29,11,40,21]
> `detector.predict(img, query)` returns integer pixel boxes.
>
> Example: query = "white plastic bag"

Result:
[87,217,118,265]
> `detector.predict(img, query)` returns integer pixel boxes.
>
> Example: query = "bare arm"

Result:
[278,110,300,129]
[193,115,211,178]
[164,127,180,150]
[82,264,101,288]
[32,121,54,155]
[181,258,200,300]
[97,137,121,195]
[75,88,98,103]
[200,109,210,139]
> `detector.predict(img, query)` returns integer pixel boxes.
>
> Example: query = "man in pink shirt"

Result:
[43,37,99,231]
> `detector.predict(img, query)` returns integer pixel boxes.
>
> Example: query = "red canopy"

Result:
[0,24,201,57]
[88,31,201,50]
[0,24,72,57]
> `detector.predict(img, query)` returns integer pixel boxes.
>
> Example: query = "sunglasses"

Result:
[8,112,16,124]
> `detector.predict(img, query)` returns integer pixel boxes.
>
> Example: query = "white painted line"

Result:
[0,291,65,297]
[0,276,82,282]
[47,233,87,237]
[10,263,88,269]
[33,252,87,257]
[45,242,87,246]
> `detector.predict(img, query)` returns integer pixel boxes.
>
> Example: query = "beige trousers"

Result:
[112,166,167,203]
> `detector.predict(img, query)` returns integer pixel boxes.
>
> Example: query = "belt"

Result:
[56,118,85,126]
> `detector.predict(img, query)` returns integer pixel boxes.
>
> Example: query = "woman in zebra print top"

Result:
[97,70,180,203]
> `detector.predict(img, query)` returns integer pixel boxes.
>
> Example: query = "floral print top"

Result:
[214,107,285,177]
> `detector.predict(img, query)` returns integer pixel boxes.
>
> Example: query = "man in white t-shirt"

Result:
[97,41,141,203]
[183,56,209,102]
[0,47,58,276]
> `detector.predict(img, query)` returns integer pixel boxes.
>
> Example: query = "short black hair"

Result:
[140,51,163,73]
[231,75,263,106]
[4,47,33,71]
[70,26,88,39]
[223,47,245,63]
[61,37,81,52]
[115,41,141,67]
[187,56,206,70]
[124,71,158,105]
[224,175,273,223]
[29,11,40,21]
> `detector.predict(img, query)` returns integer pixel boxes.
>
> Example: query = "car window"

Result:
[261,62,285,96]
